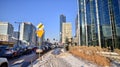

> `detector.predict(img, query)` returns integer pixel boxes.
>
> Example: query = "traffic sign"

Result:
[37,23,44,30]
[36,29,44,38]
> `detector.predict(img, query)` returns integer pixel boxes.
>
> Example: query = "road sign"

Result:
[37,23,44,30]
[36,29,44,38]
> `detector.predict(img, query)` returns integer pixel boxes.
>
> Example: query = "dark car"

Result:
[45,44,52,50]
[32,46,38,52]
[22,46,33,55]
[0,45,14,58]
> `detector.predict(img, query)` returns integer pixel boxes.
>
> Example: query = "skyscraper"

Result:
[75,14,80,45]
[108,0,120,49]
[62,23,72,44]
[77,0,120,48]
[98,0,120,48]
[13,31,19,40]
[60,14,66,42]
[86,0,98,46]
[19,22,37,45]
[78,0,89,46]
[0,22,14,42]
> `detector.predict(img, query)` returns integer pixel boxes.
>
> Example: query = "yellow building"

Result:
[62,23,72,44]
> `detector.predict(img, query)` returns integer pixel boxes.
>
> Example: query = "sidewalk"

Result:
[58,52,98,67]
[28,50,98,67]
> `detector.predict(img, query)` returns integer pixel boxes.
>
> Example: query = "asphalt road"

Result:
[8,52,39,67]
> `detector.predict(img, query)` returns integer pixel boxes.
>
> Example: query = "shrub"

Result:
[69,46,110,66]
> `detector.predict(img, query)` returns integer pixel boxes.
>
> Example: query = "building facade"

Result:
[98,0,120,48]
[77,0,120,48]
[0,22,14,42]
[13,31,19,40]
[62,23,72,44]
[19,22,37,45]
[78,0,96,46]
[74,14,80,45]
[60,14,66,42]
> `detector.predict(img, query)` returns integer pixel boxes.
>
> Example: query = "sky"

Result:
[0,0,78,41]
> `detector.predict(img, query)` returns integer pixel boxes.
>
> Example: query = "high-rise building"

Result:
[98,0,120,48]
[78,0,90,46]
[77,0,120,48]
[74,14,80,45]
[108,0,120,49]
[0,22,14,42]
[86,0,98,46]
[19,22,37,45]
[60,14,66,42]
[62,23,72,44]
[101,25,112,47]
[13,31,19,40]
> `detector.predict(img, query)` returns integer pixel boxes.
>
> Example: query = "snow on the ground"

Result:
[29,50,98,67]
[58,53,98,67]
[29,51,69,67]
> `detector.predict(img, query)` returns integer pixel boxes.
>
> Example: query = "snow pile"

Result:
[28,51,69,67]
[59,53,98,67]
[29,50,99,67]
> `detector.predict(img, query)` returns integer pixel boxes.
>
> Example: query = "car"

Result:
[35,48,43,54]
[16,49,24,56]
[35,46,44,54]
[24,46,33,54]
[32,46,38,52]
[41,45,49,53]
[0,58,8,67]
[0,45,14,58]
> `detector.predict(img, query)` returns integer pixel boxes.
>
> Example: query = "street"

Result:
[8,52,39,67]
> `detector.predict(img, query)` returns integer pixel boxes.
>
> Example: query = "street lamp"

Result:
[15,22,22,47]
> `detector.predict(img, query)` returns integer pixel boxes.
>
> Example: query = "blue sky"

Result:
[0,0,77,40]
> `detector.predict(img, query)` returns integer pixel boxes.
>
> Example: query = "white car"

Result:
[0,58,8,67]
[36,48,43,54]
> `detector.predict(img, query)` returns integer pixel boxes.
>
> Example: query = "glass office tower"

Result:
[78,0,98,46]
[109,0,120,48]
[78,0,88,45]
[86,0,98,46]
[60,14,66,42]
[98,0,112,48]
[78,0,86,46]
[98,0,120,48]
[78,0,120,48]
